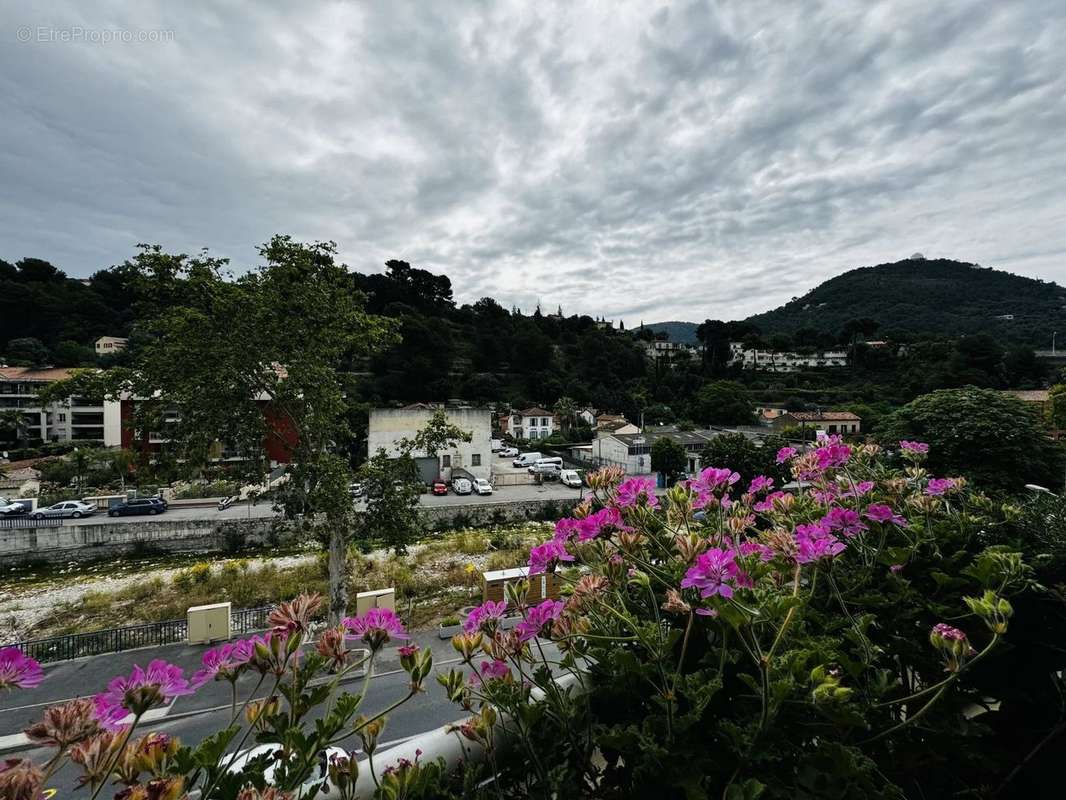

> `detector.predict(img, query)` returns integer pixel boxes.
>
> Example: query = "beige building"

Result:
[94,336,129,356]
[770,411,861,436]
[368,404,492,481]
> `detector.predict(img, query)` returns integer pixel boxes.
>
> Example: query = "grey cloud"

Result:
[1,0,1065,324]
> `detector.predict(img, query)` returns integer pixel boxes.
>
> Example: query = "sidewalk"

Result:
[0,624,458,745]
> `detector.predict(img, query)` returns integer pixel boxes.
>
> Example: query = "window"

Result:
[471,454,481,467]
[541,417,549,427]
[442,455,451,468]
[58,413,66,422]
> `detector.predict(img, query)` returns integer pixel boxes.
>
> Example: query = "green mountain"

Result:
[643,320,699,344]
[745,258,1064,345]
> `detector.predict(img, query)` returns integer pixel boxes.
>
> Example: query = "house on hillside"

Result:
[770,411,861,436]
[576,407,597,426]
[755,406,789,426]
[594,414,640,436]
[94,336,129,356]
[730,343,848,372]
[501,407,555,441]
[368,404,492,482]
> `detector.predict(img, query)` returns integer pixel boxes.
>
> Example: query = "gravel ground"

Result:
[0,552,317,642]
[0,522,552,642]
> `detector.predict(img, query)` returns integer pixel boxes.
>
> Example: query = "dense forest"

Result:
[0,252,1057,436]
[745,257,1064,347]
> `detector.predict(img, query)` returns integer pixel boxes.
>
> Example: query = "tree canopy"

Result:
[877,386,1064,491]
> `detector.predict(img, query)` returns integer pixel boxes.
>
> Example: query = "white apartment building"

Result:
[0,367,106,443]
[368,404,492,481]
[729,342,848,372]
[502,407,555,441]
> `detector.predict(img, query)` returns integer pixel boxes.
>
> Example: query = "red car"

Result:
[431,479,448,496]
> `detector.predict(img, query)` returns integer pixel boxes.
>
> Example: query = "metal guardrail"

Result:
[3,605,274,664]
[0,516,62,530]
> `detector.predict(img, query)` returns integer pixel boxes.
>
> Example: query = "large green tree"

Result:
[689,380,755,426]
[650,436,687,482]
[112,238,396,622]
[699,432,789,486]
[877,386,1064,491]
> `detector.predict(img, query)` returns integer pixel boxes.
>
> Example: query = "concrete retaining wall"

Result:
[0,517,292,566]
[0,498,578,565]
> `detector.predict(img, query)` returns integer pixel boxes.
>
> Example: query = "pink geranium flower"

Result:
[814,441,851,470]
[528,538,575,574]
[794,523,846,564]
[925,478,958,496]
[681,548,739,599]
[190,639,255,688]
[515,600,564,642]
[864,503,908,527]
[0,648,43,690]
[747,475,774,495]
[843,480,875,498]
[343,608,409,650]
[552,518,580,542]
[820,506,868,538]
[615,476,659,508]
[900,440,929,454]
[93,660,193,730]
[464,600,508,634]
[776,446,797,464]
[469,658,511,686]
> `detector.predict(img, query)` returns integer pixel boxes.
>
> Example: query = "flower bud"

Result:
[451,632,483,661]
[355,715,386,755]
[245,697,280,731]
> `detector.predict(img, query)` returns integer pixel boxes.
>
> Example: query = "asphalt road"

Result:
[1,631,562,797]
[53,480,581,527]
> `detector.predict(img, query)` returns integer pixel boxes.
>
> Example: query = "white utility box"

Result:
[355,588,395,615]
[187,602,232,644]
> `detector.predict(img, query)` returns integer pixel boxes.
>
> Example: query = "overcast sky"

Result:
[3,1,1066,324]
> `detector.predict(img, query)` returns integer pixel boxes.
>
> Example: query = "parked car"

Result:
[431,479,448,496]
[0,499,30,516]
[349,481,366,498]
[108,497,168,517]
[560,469,584,488]
[498,447,519,458]
[472,477,493,495]
[227,744,345,797]
[513,452,543,468]
[32,501,96,520]
[451,477,473,495]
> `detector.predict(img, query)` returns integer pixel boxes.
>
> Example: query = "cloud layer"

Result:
[3,1,1065,323]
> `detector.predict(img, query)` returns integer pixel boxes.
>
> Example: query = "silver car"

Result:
[32,501,96,520]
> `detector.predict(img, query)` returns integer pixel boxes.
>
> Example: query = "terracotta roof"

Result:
[786,411,861,422]
[517,407,552,416]
[0,366,82,382]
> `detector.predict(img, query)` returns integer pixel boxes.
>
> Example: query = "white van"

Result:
[513,452,542,468]
[560,469,583,488]
[527,457,563,475]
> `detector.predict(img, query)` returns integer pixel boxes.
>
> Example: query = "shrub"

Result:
[188,562,212,584]
[441,440,1049,798]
